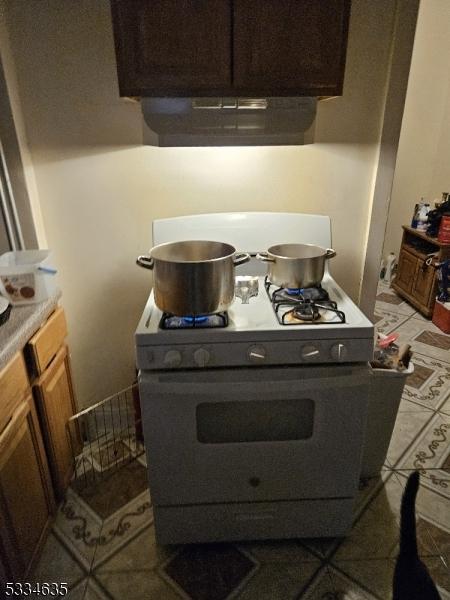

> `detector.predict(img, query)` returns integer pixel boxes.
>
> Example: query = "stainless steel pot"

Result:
[136,240,250,316]
[256,243,336,288]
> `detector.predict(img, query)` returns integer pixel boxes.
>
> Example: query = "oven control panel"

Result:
[137,338,372,370]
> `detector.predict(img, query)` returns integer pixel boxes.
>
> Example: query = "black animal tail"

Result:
[399,471,420,557]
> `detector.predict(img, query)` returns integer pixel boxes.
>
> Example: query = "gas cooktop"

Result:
[135,273,374,370]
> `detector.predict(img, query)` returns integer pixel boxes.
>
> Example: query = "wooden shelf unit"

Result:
[391,226,450,317]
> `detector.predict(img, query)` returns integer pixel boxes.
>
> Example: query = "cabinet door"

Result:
[0,396,54,580]
[233,0,351,95]
[394,248,417,295]
[412,260,436,309]
[27,307,68,377]
[0,352,29,434]
[34,346,78,500]
[111,0,232,96]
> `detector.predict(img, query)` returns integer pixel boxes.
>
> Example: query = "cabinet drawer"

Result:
[27,307,67,376]
[0,353,30,434]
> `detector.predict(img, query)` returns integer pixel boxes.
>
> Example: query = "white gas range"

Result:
[135,213,374,544]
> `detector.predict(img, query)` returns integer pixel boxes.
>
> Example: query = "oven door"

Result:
[139,364,370,506]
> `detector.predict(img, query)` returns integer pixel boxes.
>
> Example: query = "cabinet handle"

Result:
[425,253,438,268]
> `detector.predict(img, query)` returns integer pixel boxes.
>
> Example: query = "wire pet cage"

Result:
[67,383,145,488]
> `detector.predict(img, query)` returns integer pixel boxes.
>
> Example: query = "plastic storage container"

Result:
[360,362,414,478]
[0,250,56,305]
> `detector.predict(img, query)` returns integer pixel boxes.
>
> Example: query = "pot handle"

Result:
[136,255,154,270]
[256,252,275,263]
[233,252,251,267]
[325,249,337,259]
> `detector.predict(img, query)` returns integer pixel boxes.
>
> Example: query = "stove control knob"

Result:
[163,350,182,368]
[194,348,211,367]
[247,345,267,363]
[301,344,321,361]
[330,343,348,361]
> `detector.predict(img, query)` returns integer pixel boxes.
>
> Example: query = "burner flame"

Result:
[181,316,208,325]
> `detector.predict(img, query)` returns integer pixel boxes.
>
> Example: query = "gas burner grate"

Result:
[264,277,346,325]
[160,312,229,330]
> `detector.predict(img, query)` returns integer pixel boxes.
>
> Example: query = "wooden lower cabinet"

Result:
[0,307,78,579]
[392,248,435,316]
[392,226,450,317]
[0,395,55,580]
[33,345,78,500]
[27,307,79,500]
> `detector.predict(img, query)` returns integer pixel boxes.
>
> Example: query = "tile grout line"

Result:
[387,411,436,470]
[329,560,390,600]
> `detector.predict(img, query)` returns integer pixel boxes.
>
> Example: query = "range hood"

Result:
[141,97,317,147]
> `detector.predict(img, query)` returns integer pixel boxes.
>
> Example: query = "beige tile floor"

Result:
[29,281,450,600]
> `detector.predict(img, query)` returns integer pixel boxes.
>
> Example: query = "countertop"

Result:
[0,290,62,372]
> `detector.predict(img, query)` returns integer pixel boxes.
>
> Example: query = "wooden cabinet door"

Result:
[34,346,78,500]
[0,396,54,580]
[0,352,29,434]
[233,0,351,95]
[27,307,68,377]
[394,249,417,295]
[111,0,232,96]
[412,259,436,309]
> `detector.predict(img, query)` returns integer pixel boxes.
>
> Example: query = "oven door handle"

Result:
[142,365,371,392]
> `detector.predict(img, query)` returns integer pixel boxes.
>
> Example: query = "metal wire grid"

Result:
[67,383,145,488]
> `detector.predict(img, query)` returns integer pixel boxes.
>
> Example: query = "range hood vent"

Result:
[141,97,317,147]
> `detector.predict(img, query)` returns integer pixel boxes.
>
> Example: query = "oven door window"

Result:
[196,399,314,443]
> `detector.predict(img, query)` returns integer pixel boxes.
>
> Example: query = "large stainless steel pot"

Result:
[136,240,250,316]
[257,243,336,288]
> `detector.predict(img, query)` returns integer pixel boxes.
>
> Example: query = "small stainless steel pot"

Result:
[137,240,250,316]
[256,243,336,288]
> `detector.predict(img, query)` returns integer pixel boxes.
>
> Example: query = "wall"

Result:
[359,0,419,319]
[383,0,450,258]
[0,1,47,249]
[3,0,396,407]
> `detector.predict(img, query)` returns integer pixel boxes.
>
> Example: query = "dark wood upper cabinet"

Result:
[111,0,350,97]
[233,0,350,96]
[111,0,232,96]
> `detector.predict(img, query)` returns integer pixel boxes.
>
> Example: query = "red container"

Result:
[432,299,450,334]
[438,215,450,243]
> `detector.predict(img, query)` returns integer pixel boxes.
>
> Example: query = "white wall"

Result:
[3,0,396,407]
[383,0,450,258]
